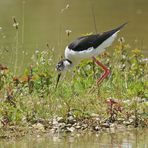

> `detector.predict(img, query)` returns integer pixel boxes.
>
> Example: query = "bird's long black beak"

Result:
[55,73,61,89]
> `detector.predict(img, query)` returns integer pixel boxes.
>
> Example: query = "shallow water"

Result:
[0,128,148,148]
[0,0,148,73]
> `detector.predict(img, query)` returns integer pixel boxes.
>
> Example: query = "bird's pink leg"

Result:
[92,56,110,85]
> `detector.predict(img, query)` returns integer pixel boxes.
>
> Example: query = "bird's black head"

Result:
[55,59,72,89]
[56,59,72,72]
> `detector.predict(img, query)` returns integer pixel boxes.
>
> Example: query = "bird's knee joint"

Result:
[106,69,110,75]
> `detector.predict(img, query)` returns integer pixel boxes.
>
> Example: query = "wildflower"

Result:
[12,16,19,30]
[35,49,39,54]
[51,47,55,51]
[48,58,52,62]
[118,37,125,43]
[66,4,69,9]
[132,48,141,55]
[86,65,91,70]
[142,58,148,62]
[61,4,69,13]
[66,29,72,36]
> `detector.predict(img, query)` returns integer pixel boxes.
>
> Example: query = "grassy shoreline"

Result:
[0,42,148,139]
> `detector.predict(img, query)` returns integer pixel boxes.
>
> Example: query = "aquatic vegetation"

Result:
[0,41,148,134]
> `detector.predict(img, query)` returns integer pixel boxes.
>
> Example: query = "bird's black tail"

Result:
[115,22,128,31]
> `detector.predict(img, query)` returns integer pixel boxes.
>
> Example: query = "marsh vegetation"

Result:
[0,39,148,139]
[0,0,147,145]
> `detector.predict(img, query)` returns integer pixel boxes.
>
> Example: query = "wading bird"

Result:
[56,23,127,88]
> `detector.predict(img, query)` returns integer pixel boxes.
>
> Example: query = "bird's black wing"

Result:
[68,22,127,51]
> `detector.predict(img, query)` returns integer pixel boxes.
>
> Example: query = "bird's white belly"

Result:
[65,46,104,65]
[65,31,118,63]
[65,46,103,59]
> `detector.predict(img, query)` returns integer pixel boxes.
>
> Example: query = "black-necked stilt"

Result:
[56,23,127,88]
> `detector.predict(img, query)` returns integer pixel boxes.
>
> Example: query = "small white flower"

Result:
[61,4,70,13]
[13,22,19,27]
[51,47,55,51]
[48,58,52,62]
[66,29,72,36]
[35,49,39,54]
[118,37,125,43]
[66,4,69,9]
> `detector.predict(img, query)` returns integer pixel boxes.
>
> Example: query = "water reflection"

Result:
[0,128,147,148]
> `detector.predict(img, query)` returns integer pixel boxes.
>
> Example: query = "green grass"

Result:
[0,41,148,128]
